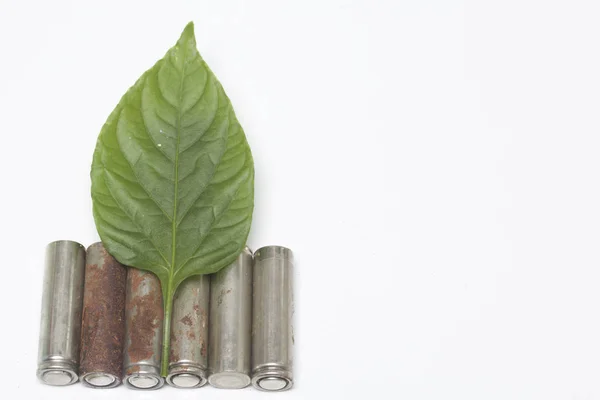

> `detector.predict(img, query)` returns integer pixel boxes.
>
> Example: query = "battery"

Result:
[37,240,86,386]
[123,268,165,390]
[208,247,253,389]
[166,275,210,388]
[251,246,294,392]
[79,242,127,388]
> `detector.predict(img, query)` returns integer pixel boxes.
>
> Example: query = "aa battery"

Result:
[166,275,210,388]
[208,247,253,389]
[79,242,127,388]
[251,246,294,392]
[123,268,165,390]
[37,240,86,386]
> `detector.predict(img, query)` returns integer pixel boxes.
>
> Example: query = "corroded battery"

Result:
[166,275,210,388]
[208,247,253,389]
[123,268,165,390]
[251,246,294,391]
[79,242,127,388]
[37,240,86,386]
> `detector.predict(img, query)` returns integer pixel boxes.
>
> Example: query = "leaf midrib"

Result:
[170,51,188,286]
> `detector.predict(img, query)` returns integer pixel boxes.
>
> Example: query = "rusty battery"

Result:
[79,242,127,388]
[123,268,165,390]
[166,275,210,388]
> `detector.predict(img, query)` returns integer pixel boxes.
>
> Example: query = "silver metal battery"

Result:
[166,275,210,388]
[251,246,294,392]
[208,247,253,389]
[123,268,165,390]
[37,240,86,386]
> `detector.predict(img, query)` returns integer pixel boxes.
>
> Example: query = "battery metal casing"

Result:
[166,275,210,388]
[251,246,294,391]
[123,268,165,390]
[208,247,253,389]
[37,240,86,386]
[79,242,127,388]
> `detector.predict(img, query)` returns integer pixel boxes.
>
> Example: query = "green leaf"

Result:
[90,22,254,375]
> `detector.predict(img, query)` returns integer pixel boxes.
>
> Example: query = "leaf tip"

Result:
[179,21,196,45]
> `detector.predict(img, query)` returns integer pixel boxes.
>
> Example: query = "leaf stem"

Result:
[161,286,173,376]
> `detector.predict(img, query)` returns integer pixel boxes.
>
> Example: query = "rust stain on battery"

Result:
[200,340,207,358]
[216,288,232,306]
[170,329,178,361]
[127,364,144,374]
[79,243,127,379]
[181,315,193,326]
[126,268,163,363]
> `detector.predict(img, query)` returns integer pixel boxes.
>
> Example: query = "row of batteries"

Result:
[37,240,294,391]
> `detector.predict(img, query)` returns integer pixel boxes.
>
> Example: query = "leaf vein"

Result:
[114,109,174,223]
[141,76,176,163]
[181,68,210,116]
[175,114,231,226]
[101,169,171,271]
[175,171,249,273]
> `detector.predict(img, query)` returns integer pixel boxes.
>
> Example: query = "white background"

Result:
[1,0,600,399]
